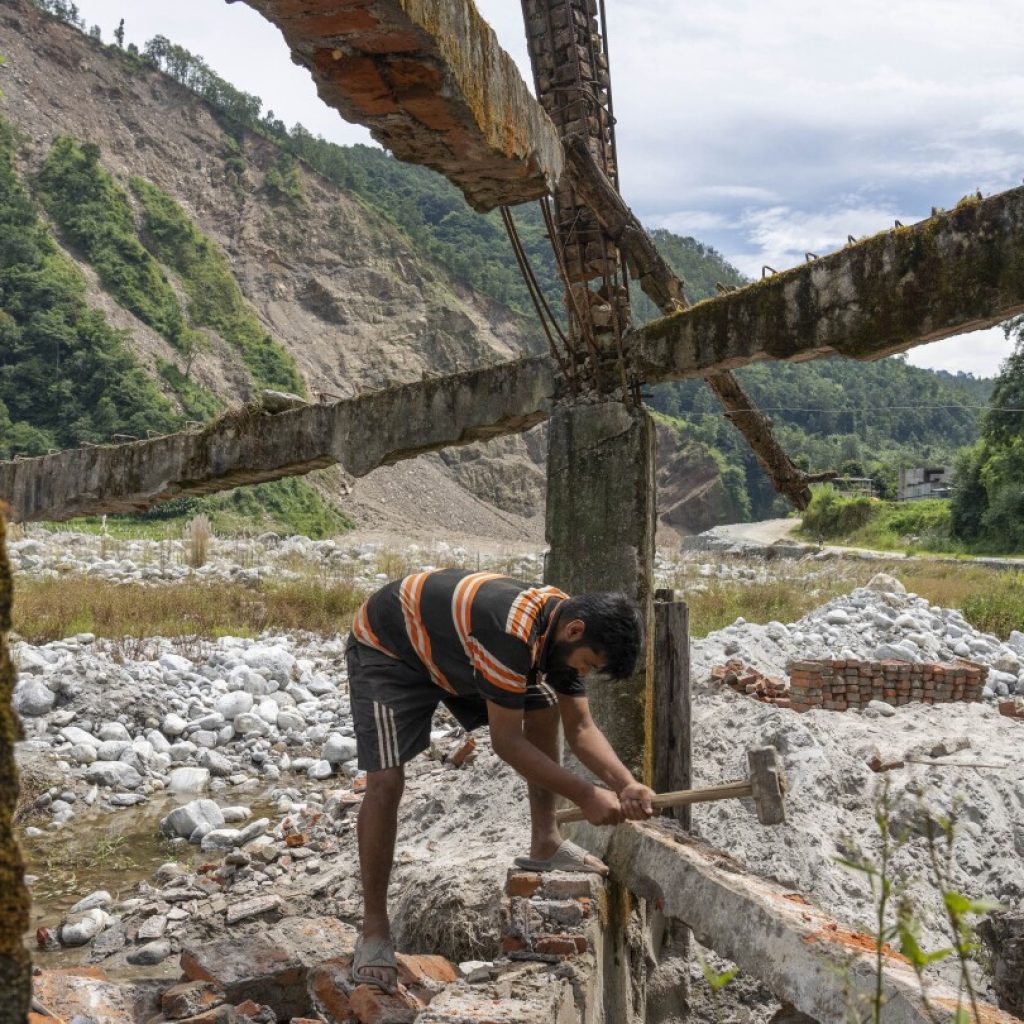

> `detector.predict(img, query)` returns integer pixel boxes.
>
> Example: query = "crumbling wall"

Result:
[0,513,31,1024]
[787,658,986,712]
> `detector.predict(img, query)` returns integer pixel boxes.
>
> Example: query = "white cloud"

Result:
[907,326,1016,378]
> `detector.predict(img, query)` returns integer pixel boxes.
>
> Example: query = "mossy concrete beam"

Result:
[0,358,555,523]
[576,820,1018,1024]
[636,186,1024,381]
[237,0,564,212]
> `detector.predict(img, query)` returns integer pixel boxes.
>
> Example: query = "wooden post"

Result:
[647,588,691,1021]
[652,589,691,828]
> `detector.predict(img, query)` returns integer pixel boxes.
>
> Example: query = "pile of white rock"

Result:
[695,573,1024,699]
[13,633,458,832]
[7,530,545,588]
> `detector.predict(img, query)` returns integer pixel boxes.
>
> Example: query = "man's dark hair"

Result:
[560,591,643,680]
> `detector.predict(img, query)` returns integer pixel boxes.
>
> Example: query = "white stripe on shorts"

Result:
[373,701,391,769]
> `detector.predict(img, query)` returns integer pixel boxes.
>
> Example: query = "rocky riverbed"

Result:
[9,531,1024,1020]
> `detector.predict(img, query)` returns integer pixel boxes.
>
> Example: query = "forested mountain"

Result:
[0,0,1001,530]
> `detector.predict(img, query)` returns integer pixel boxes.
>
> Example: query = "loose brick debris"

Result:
[32,870,601,1024]
[712,659,791,707]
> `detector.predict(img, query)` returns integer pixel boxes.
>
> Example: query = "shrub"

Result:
[800,486,877,539]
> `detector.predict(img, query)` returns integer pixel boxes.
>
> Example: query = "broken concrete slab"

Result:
[238,0,563,211]
[576,820,1018,1024]
[180,916,357,1020]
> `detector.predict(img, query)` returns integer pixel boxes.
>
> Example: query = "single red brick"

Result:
[161,980,226,1019]
[308,959,355,1022]
[534,936,578,956]
[395,953,457,987]
[506,872,541,898]
[500,935,527,953]
[348,983,422,1024]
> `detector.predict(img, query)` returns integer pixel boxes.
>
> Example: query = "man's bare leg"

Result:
[522,706,607,873]
[356,765,404,990]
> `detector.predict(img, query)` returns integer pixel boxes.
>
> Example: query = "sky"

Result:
[63,0,1024,378]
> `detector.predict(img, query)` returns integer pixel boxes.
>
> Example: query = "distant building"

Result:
[898,466,954,501]
[832,477,879,498]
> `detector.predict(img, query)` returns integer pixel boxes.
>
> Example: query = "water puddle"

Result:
[19,787,279,968]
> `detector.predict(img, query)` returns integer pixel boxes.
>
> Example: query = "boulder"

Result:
[60,908,109,946]
[168,767,210,794]
[14,678,56,716]
[161,799,225,839]
[214,692,253,720]
[84,762,143,789]
[69,890,112,914]
[322,734,357,765]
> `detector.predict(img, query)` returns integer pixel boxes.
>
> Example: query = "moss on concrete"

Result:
[0,514,31,1024]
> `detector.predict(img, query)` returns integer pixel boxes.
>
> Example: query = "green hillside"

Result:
[3,3,1005,531]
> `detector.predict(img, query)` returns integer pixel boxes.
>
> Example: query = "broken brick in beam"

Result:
[238,0,564,211]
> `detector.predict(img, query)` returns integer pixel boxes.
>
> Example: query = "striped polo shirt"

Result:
[351,569,570,707]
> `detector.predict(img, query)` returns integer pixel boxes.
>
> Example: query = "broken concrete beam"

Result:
[0,357,554,523]
[238,0,563,211]
[0,512,30,1024]
[636,187,1024,382]
[578,820,1017,1024]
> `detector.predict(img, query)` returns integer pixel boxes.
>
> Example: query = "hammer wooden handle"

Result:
[555,780,752,825]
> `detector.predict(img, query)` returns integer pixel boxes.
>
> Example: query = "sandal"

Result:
[513,838,607,874]
[352,935,398,993]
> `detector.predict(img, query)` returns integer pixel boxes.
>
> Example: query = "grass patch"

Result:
[798,487,1024,558]
[36,136,202,356]
[157,359,222,422]
[13,574,364,644]
[131,176,305,394]
[682,559,1024,641]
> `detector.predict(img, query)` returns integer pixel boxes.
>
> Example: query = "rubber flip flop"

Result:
[352,935,398,992]
[513,838,607,874]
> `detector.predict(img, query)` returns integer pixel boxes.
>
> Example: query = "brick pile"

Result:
[712,659,791,708]
[787,658,987,712]
[502,869,603,961]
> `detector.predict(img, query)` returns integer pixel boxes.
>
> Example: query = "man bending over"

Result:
[345,568,655,992]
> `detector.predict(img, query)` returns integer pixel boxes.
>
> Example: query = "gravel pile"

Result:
[689,573,1024,993]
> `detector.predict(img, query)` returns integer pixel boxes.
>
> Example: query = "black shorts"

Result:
[345,638,557,772]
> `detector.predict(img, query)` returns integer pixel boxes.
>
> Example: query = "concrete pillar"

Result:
[0,514,31,1024]
[544,399,656,783]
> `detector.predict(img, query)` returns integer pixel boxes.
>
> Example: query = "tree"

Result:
[114,18,125,49]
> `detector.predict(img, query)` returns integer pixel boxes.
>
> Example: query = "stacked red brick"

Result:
[502,869,602,959]
[787,659,987,713]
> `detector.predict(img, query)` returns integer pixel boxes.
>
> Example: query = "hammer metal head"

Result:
[747,746,787,825]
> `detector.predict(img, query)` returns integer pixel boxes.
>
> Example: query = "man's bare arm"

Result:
[559,695,654,817]
[486,701,622,825]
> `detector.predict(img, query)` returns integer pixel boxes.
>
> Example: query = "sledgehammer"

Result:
[555,746,788,826]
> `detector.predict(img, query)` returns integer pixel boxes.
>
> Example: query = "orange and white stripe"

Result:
[505,585,567,644]
[351,601,398,659]
[452,573,528,693]
[399,572,454,694]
